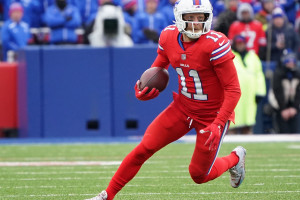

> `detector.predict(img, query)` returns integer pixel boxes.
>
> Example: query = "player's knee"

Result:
[132,143,156,165]
[189,163,208,184]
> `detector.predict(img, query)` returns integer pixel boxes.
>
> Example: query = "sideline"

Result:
[0,134,299,145]
[179,134,300,143]
[0,161,121,167]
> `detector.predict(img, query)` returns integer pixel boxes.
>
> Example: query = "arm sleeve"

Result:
[150,28,170,69]
[212,59,241,126]
[150,53,170,69]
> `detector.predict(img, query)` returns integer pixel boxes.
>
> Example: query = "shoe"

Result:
[85,190,107,200]
[229,146,246,188]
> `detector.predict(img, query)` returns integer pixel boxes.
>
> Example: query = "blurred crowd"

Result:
[1,0,300,134]
[0,0,299,55]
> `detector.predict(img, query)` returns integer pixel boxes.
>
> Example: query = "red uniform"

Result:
[105,26,241,200]
[228,20,266,55]
[153,25,240,126]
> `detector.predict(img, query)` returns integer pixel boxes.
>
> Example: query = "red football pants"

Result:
[105,102,238,200]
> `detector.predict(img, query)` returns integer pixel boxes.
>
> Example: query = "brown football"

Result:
[139,67,169,93]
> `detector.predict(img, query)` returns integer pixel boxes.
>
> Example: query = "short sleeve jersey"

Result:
[157,25,236,120]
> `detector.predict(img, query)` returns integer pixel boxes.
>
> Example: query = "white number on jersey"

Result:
[206,32,222,42]
[176,68,208,100]
[163,26,176,31]
[240,30,256,49]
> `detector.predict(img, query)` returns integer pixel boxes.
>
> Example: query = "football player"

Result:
[86,0,245,199]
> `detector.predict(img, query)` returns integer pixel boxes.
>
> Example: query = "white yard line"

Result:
[119,191,300,195]
[119,190,300,196]
[0,161,121,167]
[1,175,300,181]
[2,191,300,198]
[2,168,299,175]
[0,181,297,189]
[179,134,300,143]
[288,145,300,149]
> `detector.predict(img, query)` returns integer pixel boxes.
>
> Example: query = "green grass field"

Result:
[0,141,300,200]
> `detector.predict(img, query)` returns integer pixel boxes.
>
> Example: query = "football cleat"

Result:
[229,146,246,188]
[85,190,107,200]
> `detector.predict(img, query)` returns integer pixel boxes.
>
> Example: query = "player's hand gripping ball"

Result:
[139,67,169,93]
[135,67,169,101]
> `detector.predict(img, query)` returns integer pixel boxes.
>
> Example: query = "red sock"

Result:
[203,152,239,182]
[106,143,154,200]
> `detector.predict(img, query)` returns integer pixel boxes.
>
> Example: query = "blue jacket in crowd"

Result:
[132,11,167,44]
[44,2,81,44]
[42,0,77,7]
[267,21,299,63]
[281,0,298,24]
[160,2,174,26]
[123,11,136,30]
[1,0,43,27]
[74,0,98,26]
[1,19,30,60]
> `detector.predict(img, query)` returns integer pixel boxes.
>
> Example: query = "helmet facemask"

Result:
[174,0,213,39]
[181,13,211,39]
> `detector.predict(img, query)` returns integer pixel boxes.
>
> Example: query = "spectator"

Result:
[295,10,300,34]
[160,0,176,25]
[228,3,267,59]
[2,0,43,28]
[252,0,263,14]
[74,0,98,27]
[238,0,261,13]
[157,0,168,11]
[99,0,120,5]
[212,0,225,19]
[265,7,299,65]
[73,0,99,44]
[136,0,145,12]
[213,0,238,36]
[0,4,3,21]
[44,0,82,44]
[122,0,138,36]
[210,0,225,17]
[254,0,275,31]
[278,0,298,25]
[42,0,77,7]
[88,2,134,47]
[268,49,300,133]
[229,35,266,134]
[1,2,30,61]
[132,0,167,44]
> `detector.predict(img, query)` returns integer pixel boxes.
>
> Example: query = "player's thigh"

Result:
[141,102,190,151]
[190,121,230,173]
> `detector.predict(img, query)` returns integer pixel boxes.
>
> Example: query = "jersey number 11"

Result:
[176,68,208,101]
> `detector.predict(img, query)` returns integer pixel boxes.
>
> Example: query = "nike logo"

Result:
[234,176,242,187]
[219,40,225,46]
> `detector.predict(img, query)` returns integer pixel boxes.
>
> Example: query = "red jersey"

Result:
[228,20,266,55]
[152,25,241,126]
